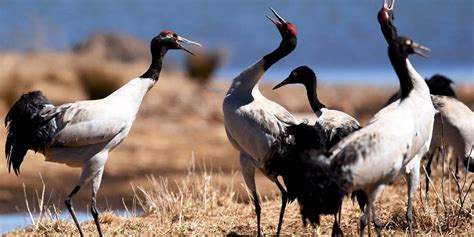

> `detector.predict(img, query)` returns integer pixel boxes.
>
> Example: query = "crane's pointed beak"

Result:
[382,0,395,11]
[388,0,395,10]
[266,7,287,26]
[412,41,430,59]
[177,35,202,56]
[273,76,294,90]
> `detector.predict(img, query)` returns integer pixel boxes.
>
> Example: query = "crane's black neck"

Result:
[304,77,326,114]
[380,21,398,44]
[263,38,296,71]
[389,47,413,99]
[140,47,168,81]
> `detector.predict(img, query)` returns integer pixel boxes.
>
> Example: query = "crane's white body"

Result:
[401,93,473,228]
[330,59,435,226]
[317,108,360,128]
[223,60,296,179]
[429,95,474,161]
[42,78,155,187]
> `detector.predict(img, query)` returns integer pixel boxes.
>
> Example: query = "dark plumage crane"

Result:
[4,30,201,236]
[222,8,298,236]
[272,66,363,236]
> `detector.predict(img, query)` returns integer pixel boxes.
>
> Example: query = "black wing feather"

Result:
[4,91,57,175]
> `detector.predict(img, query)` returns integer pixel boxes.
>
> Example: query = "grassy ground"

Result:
[5,162,472,236]
[0,50,472,235]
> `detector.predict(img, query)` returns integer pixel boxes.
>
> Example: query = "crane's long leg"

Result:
[65,186,84,237]
[251,190,262,236]
[455,155,461,179]
[372,206,382,236]
[274,178,287,237]
[240,153,261,236]
[331,207,343,237]
[425,152,434,195]
[405,161,420,233]
[360,186,384,237]
[359,200,371,237]
[91,169,105,237]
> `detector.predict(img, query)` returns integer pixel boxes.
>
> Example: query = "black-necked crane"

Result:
[378,0,472,231]
[377,0,428,231]
[222,8,297,236]
[272,66,362,235]
[271,35,435,236]
[273,66,361,150]
[4,30,201,237]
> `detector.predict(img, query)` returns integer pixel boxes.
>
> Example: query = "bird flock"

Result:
[3,0,472,236]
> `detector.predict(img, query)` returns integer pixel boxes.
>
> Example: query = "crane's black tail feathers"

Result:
[5,91,56,175]
[295,151,352,228]
[266,122,351,227]
[287,122,324,151]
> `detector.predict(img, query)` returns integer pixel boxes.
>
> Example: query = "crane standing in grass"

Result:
[378,0,473,231]
[222,8,298,236]
[271,35,435,236]
[4,30,201,237]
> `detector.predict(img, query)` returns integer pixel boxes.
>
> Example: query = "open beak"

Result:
[412,41,431,59]
[383,0,395,10]
[266,7,287,26]
[273,76,294,90]
[177,35,202,56]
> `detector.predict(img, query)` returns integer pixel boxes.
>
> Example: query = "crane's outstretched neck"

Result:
[227,37,296,96]
[263,38,297,71]
[380,20,398,44]
[140,47,168,81]
[389,46,412,99]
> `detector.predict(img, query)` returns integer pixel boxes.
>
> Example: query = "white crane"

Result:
[222,8,298,236]
[273,65,361,150]
[425,75,474,180]
[4,30,201,237]
[271,35,435,236]
[387,74,473,195]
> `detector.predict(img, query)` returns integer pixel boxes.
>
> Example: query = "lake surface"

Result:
[0,210,134,234]
[0,0,472,83]
[0,212,89,234]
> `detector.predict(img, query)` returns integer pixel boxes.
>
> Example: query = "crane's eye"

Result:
[292,72,297,77]
[166,34,173,38]
[405,40,412,45]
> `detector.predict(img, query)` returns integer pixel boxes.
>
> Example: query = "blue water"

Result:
[0,0,472,83]
[0,212,89,234]
[0,210,134,234]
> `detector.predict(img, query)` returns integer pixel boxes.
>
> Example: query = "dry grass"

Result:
[5,159,472,236]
